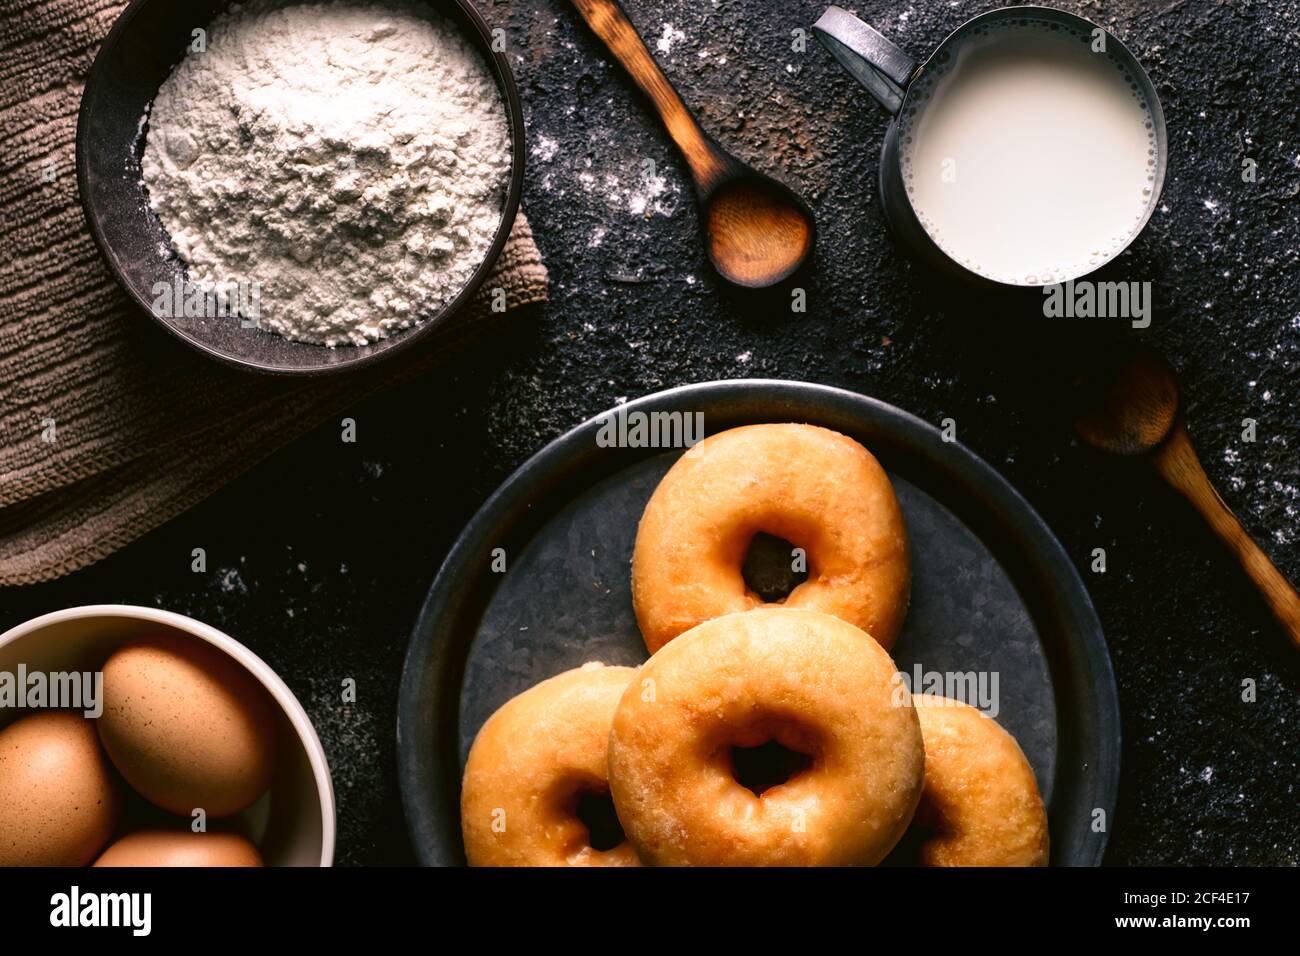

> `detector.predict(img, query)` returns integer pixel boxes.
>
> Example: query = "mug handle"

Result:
[813,6,917,115]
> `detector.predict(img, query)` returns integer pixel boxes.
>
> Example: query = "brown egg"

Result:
[98,635,277,817]
[93,830,263,867]
[0,712,119,866]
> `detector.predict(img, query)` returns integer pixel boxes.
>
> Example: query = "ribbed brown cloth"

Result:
[0,0,548,586]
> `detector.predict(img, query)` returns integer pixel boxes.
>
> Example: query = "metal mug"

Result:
[813,5,1168,288]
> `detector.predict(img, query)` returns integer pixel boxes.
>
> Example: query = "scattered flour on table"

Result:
[656,23,686,55]
[141,0,511,347]
[531,135,559,163]
[566,163,678,219]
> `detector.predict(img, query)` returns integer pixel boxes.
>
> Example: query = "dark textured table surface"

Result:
[5,0,1297,866]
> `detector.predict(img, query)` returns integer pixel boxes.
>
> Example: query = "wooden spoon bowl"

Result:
[703,174,815,288]
[1074,349,1180,455]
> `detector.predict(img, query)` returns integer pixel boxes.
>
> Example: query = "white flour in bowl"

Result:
[141,0,511,347]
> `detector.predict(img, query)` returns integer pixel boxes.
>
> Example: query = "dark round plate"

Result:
[398,379,1120,866]
[76,0,524,375]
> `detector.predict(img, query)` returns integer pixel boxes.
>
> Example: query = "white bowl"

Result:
[0,605,335,867]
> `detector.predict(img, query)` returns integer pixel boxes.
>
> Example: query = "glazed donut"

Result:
[461,663,642,867]
[608,608,924,866]
[909,694,1049,866]
[631,423,910,654]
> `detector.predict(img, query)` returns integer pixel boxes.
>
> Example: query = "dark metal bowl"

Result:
[76,0,525,375]
[398,380,1121,866]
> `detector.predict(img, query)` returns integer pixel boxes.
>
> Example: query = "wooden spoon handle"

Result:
[1152,422,1300,649]
[568,0,728,187]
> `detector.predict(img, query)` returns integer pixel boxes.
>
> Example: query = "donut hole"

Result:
[574,788,626,852]
[729,739,813,796]
[724,719,818,797]
[741,532,809,603]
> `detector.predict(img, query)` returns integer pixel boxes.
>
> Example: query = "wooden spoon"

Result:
[568,0,815,288]
[1075,349,1300,649]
